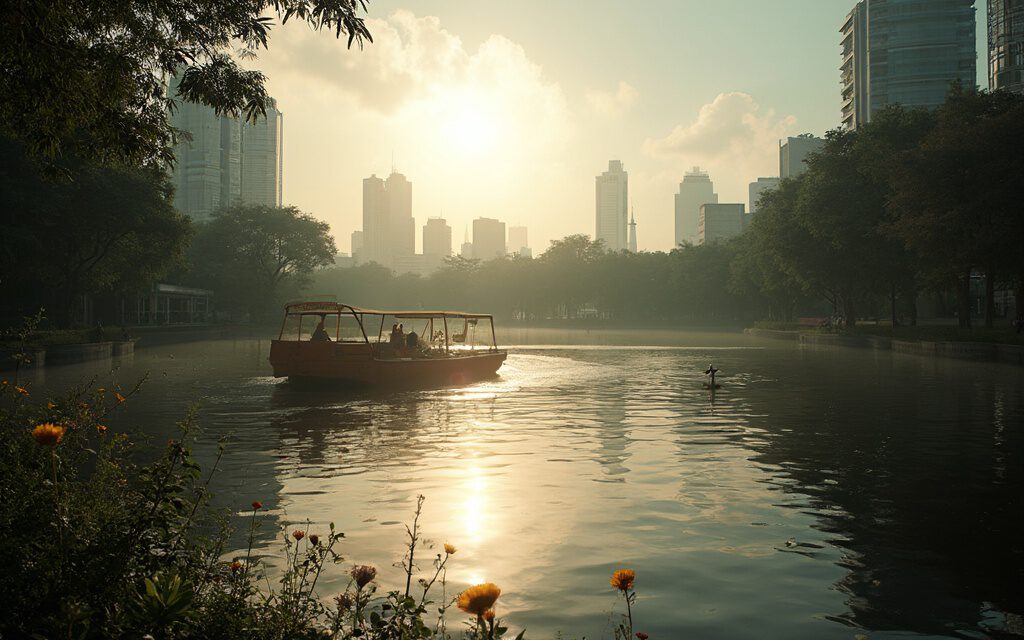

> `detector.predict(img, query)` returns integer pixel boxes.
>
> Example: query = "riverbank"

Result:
[745,327,1024,365]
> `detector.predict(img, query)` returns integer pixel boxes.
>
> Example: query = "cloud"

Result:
[585,81,639,117]
[643,92,797,200]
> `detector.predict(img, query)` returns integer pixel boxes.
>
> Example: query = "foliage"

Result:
[185,203,337,321]
[0,138,193,327]
[0,0,371,168]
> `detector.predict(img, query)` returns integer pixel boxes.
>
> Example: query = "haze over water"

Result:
[27,330,1024,639]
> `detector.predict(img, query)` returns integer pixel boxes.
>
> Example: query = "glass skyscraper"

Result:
[989,0,1024,93]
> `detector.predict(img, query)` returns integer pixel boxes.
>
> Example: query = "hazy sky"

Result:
[248,1,988,254]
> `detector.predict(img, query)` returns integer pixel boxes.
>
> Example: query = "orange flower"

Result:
[251,501,263,510]
[15,386,29,397]
[457,583,501,616]
[96,424,108,435]
[32,423,66,446]
[482,609,496,622]
[292,529,305,541]
[231,560,243,573]
[97,387,106,394]
[114,392,126,404]
[611,569,636,592]
[47,401,56,410]
[444,543,456,555]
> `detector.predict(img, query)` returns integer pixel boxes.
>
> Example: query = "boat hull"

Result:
[269,340,506,387]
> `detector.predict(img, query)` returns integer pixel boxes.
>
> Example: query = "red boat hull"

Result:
[269,340,506,387]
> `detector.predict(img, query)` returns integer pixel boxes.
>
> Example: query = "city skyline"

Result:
[239,1,990,254]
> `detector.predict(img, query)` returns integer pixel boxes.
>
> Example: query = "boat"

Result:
[268,301,507,387]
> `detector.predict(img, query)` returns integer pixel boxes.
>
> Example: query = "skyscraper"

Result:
[239,97,284,208]
[748,177,781,213]
[508,226,529,256]
[595,160,628,251]
[989,0,1024,93]
[472,218,506,261]
[169,76,284,221]
[360,171,414,267]
[841,0,977,130]
[628,210,637,253]
[780,135,825,178]
[351,230,364,263]
[674,167,718,247]
[423,218,452,258]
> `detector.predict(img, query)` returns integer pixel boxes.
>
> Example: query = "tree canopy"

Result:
[0,0,372,168]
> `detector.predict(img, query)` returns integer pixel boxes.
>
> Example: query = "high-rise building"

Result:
[460,227,473,259]
[423,218,452,258]
[472,217,506,261]
[698,204,746,245]
[595,160,628,251]
[351,230,364,263]
[360,171,415,267]
[628,210,638,253]
[780,135,826,178]
[989,0,1024,93]
[508,226,529,257]
[841,0,977,130]
[748,177,781,213]
[239,98,284,208]
[674,167,718,247]
[169,75,284,221]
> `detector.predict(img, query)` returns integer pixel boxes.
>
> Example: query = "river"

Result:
[24,329,1024,639]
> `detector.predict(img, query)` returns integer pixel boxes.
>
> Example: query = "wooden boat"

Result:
[269,302,507,387]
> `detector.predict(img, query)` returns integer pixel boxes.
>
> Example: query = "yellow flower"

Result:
[457,583,501,617]
[114,392,126,404]
[611,569,636,592]
[47,401,56,410]
[97,387,106,393]
[96,424,108,435]
[444,543,456,555]
[32,423,66,446]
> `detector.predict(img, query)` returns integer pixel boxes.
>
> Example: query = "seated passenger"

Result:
[389,323,402,345]
[310,318,331,342]
[406,331,419,349]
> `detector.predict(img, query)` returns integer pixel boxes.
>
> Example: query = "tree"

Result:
[889,87,1024,327]
[187,204,336,320]
[0,139,193,326]
[0,0,371,168]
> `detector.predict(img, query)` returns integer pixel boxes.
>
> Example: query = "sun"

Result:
[444,106,500,156]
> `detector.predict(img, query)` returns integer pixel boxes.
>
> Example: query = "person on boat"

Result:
[310,318,331,342]
[389,323,403,345]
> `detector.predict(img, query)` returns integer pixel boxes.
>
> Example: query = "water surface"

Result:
[26,330,1024,639]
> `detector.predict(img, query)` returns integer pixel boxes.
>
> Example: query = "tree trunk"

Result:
[984,269,995,328]
[842,295,857,331]
[909,294,918,327]
[957,269,972,329]
[890,284,898,327]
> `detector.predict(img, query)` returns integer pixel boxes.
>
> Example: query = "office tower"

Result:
[351,230,364,263]
[989,1,1024,93]
[360,171,415,267]
[748,177,781,213]
[628,210,637,253]
[460,227,473,259]
[472,217,506,260]
[841,0,977,130]
[780,135,826,178]
[239,97,284,207]
[508,226,529,256]
[674,167,718,247]
[169,75,284,221]
[698,204,746,245]
[423,218,453,257]
[595,160,628,251]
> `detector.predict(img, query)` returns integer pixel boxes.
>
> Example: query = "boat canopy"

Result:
[282,301,495,319]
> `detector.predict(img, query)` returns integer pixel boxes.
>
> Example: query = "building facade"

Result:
[472,217,506,261]
[628,211,638,253]
[169,77,284,221]
[508,226,530,257]
[674,167,718,247]
[748,177,781,213]
[989,0,1024,93]
[423,217,453,258]
[841,0,977,130]
[360,171,415,268]
[780,135,826,178]
[595,160,628,251]
[698,204,746,245]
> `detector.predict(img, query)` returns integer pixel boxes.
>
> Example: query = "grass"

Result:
[751,320,1024,346]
